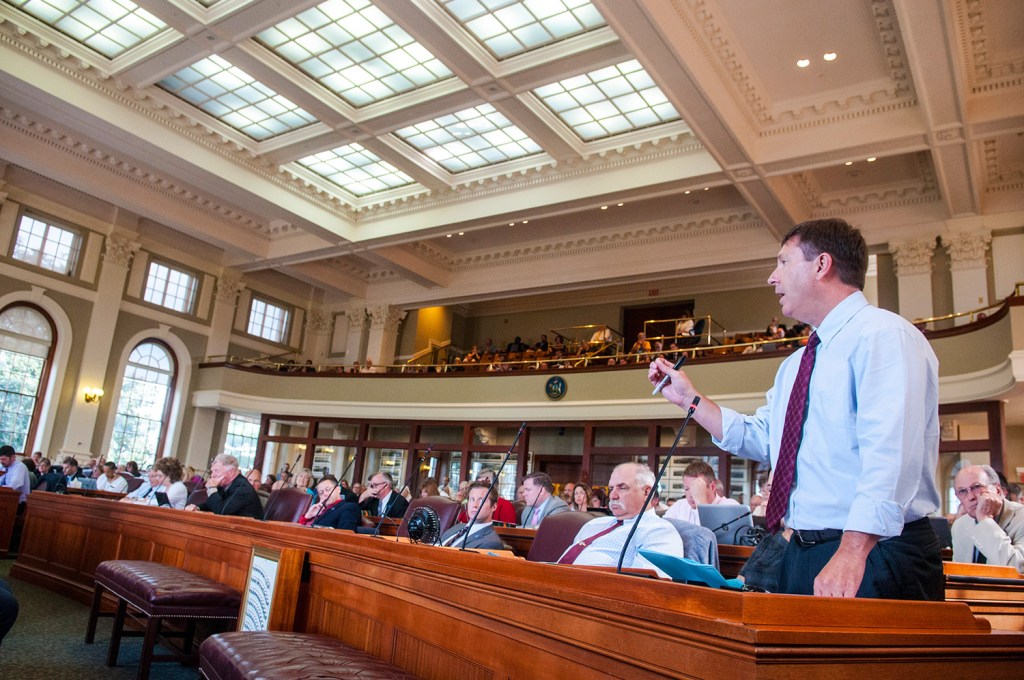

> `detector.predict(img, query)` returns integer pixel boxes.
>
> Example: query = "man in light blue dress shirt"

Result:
[650,218,943,600]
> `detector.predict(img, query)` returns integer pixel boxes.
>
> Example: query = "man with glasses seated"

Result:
[951,464,1024,573]
[358,471,409,519]
[120,457,188,509]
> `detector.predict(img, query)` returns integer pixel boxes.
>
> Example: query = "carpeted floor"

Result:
[0,559,199,679]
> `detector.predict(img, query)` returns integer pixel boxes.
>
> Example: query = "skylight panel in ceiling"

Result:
[440,0,605,60]
[257,0,452,108]
[394,104,542,173]
[297,144,415,197]
[157,56,318,141]
[4,0,168,58]
[533,60,680,141]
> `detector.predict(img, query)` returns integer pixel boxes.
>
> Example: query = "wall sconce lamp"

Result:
[83,387,104,404]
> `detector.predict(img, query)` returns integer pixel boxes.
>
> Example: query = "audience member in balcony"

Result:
[301,475,360,530]
[556,463,683,577]
[519,472,570,529]
[359,471,409,519]
[569,483,592,512]
[439,482,504,549]
[589,325,613,345]
[186,453,263,518]
[0,446,31,503]
[95,462,128,494]
[464,345,482,363]
[551,334,566,354]
[650,217,944,600]
[951,465,1024,572]
[535,334,549,352]
[506,336,528,354]
[121,457,188,508]
[676,317,695,337]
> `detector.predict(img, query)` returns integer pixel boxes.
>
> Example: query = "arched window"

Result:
[0,304,55,452]
[109,340,177,465]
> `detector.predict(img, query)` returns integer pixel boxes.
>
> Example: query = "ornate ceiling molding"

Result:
[956,0,1024,93]
[674,0,916,135]
[0,105,273,241]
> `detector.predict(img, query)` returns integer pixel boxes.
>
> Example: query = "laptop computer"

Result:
[697,504,753,544]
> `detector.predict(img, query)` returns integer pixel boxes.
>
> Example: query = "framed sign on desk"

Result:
[240,546,305,631]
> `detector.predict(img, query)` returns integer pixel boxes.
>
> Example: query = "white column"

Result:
[890,237,936,322]
[991,231,1024,299]
[185,271,244,467]
[62,233,139,458]
[945,231,992,325]
[366,305,407,367]
[345,305,368,364]
[304,305,332,365]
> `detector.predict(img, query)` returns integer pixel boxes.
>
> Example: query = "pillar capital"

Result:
[890,237,935,276]
[944,231,991,271]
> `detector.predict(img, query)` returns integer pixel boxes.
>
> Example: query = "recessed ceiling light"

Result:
[600,205,608,210]
[866,157,876,162]
[522,220,528,224]
[797,59,810,68]
[845,161,853,166]
[823,52,837,62]
[617,202,624,207]
[704,187,709,191]
[458,231,464,236]
[446,234,452,238]
[509,222,515,226]
[685,190,691,194]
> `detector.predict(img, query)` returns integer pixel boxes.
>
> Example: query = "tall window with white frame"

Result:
[109,341,176,466]
[143,260,198,314]
[224,413,260,472]
[0,304,55,452]
[12,214,83,276]
[247,296,290,344]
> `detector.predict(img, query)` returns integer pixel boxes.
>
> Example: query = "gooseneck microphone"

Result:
[282,452,302,477]
[461,422,526,551]
[616,396,700,574]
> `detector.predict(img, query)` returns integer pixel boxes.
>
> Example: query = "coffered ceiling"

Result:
[0,0,1020,308]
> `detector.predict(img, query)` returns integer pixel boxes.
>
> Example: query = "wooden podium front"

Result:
[12,493,1024,679]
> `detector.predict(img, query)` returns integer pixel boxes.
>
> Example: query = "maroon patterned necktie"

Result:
[765,332,820,534]
[557,520,623,564]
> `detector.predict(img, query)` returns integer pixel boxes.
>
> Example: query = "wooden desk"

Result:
[0,487,19,558]
[12,494,1024,679]
[944,562,1024,631]
[371,518,536,557]
[64,487,127,500]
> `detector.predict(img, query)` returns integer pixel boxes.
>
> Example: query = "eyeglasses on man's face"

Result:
[954,482,991,499]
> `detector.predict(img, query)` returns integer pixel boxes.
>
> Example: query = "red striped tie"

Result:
[765,332,820,534]
[557,521,623,564]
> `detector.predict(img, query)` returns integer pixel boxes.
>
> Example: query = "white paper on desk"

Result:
[638,550,744,589]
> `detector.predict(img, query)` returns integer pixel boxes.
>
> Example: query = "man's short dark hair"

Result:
[682,460,716,484]
[0,445,14,459]
[103,461,117,472]
[468,480,498,504]
[782,218,868,290]
[523,471,553,493]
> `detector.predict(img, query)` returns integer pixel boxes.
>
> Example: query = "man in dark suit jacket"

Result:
[358,471,409,519]
[301,475,361,531]
[519,472,570,528]
[185,453,263,520]
[439,482,504,550]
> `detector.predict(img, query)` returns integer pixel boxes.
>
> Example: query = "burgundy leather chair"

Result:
[125,477,145,494]
[526,511,601,563]
[262,487,313,523]
[397,496,461,539]
[185,488,208,507]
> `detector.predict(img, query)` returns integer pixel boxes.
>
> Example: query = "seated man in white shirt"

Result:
[0,446,31,504]
[951,464,1024,573]
[95,462,129,493]
[663,460,738,524]
[557,462,683,577]
[438,482,504,550]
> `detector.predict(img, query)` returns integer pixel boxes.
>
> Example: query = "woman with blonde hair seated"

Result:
[294,468,316,496]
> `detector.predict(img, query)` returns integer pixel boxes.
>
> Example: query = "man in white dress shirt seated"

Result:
[663,460,738,524]
[556,462,683,577]
[951,464,1024,573]
[519,472,570,529]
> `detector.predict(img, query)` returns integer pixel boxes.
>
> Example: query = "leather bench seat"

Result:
[200,631,421,680]
[85,560,241,680]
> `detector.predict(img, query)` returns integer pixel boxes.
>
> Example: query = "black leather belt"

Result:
[792,528,843,546]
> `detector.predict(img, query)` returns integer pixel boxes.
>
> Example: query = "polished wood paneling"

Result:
[0,487,19,558]
[12,493,1024,679]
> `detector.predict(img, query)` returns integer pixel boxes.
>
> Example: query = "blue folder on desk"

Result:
[639,550,744,589]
